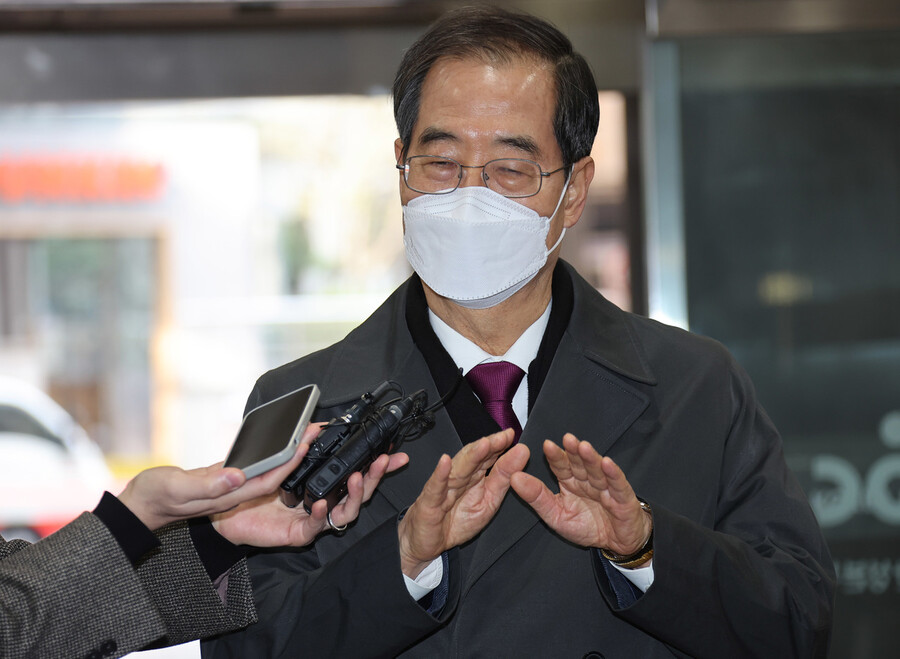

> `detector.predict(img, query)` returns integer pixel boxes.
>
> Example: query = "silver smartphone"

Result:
[223,383,320,479]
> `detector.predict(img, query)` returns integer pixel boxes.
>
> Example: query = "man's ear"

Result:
[394,138,405,163]
[562,156,595,229]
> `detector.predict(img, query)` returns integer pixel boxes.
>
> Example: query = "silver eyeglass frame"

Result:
[395,155,569,198]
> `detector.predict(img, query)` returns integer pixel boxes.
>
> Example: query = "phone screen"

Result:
[224,384,319,477]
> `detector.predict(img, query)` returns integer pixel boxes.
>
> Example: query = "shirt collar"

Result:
[427,302,553,376]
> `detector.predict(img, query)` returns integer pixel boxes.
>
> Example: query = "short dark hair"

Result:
[392,5,600,167]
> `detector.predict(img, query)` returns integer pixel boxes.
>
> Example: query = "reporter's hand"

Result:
[211,450,409,547]
[117,424,318,531]
[397,429,529,579]
[510,433,651,561]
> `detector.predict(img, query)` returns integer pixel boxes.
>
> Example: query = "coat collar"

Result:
[559,260,657,387]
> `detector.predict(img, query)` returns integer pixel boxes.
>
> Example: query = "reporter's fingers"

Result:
[266,441,310,481]
[296,499,330,544]
[301,422,326,446]
[235,422,319,503]
[386,452,410,474]
[299,450,410,532]
[329,451,412,526]
[307,498,329,526]
[162,462,243,511]
[171,466,245,507]
[199,442,310,513]
[238,441,310,494]
[360,454,390,501]
[330,472,365,527]
[217,467,248,492]
[164,430,317,511]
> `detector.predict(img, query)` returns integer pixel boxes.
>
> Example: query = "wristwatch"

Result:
[600,499,654,569]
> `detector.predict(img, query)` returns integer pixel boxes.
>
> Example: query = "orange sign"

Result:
[0,155,166,204]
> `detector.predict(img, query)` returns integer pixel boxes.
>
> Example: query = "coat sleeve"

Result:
[0,513,256,659]
[595,357,835,658]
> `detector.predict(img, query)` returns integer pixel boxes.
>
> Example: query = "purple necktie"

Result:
[465,361,526,443]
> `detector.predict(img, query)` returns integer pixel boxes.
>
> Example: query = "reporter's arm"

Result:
[0,482,262,659]
[0,513,183,659]
[0,430,308,658]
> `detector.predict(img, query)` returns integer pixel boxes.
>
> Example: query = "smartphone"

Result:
[223,383,320,479]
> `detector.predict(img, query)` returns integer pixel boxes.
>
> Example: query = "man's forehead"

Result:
[410,56,556,154]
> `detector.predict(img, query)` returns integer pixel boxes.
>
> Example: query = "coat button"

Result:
[583,653,605,659]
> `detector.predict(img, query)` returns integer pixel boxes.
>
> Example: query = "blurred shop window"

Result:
[0,237,155,456]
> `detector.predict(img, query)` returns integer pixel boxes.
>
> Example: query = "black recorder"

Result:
[280,381,434,512]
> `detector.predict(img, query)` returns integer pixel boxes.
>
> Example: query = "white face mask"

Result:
[402,175,570,309]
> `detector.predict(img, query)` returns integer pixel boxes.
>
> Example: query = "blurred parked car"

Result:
[0,376,113,542]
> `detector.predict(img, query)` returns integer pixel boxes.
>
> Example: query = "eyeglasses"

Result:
[396,155,569,198]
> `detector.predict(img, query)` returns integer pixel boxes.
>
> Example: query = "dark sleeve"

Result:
[188,517,248,581]
[202,514,460,659]
[93,490,247,583]
[92,491,160,564]
[594,361,835,658]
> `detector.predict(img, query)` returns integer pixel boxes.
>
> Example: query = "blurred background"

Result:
[0,0,897,656]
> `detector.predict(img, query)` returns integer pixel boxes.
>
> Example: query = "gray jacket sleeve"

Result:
[0,513,256,659]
